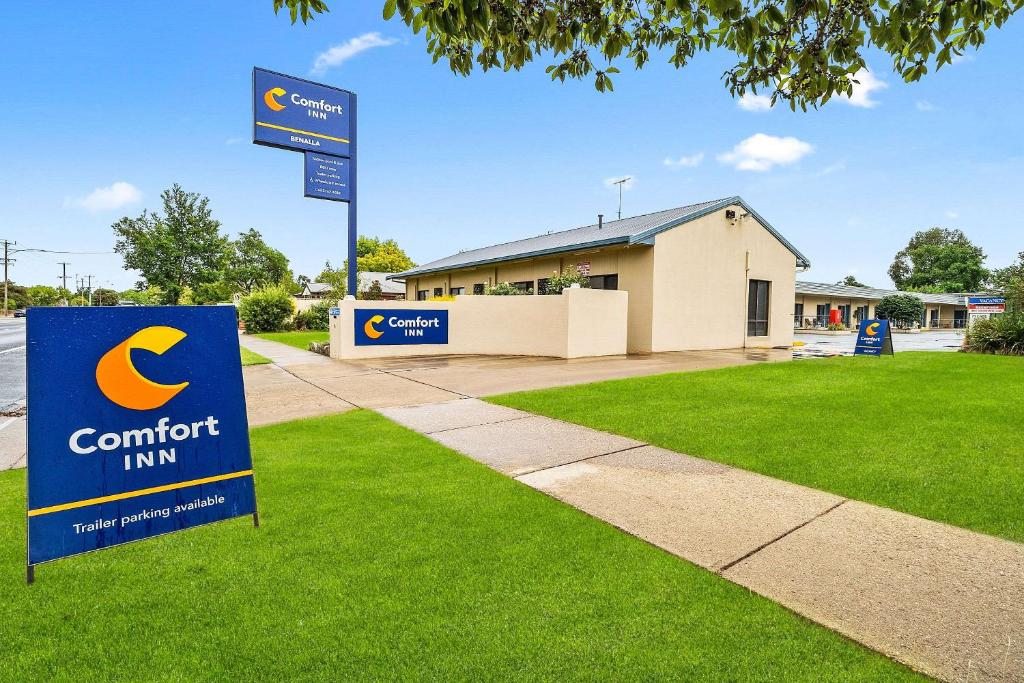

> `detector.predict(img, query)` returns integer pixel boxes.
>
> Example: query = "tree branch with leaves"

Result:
[272,0,1021,108]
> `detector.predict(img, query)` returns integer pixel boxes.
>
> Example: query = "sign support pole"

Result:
[346,94,358,299]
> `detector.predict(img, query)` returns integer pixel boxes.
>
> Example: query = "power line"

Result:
[12,247,114,255]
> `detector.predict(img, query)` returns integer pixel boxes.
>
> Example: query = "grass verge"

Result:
[239,347,271,366]
[0,412,917,680]
[490,352,1024,543]
[253,330,328,351]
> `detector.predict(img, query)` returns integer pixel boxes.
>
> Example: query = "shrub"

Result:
[305,299,337,331]
[487,282,529,295]
[964,313,1024,355]
[542,269,591,295]
[238,285,294,333]
[293,309,316,331]
[875,294,925,329]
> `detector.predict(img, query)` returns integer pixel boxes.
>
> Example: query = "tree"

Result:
[315,260,348,298]
[92,288,119,307]
[3,282,29,309]
[26,285,59,307]
[224,229,292,295]
[837,275,867,287]
[888,228,987,293]
[112,184,231,305]
[990,252,1024,312]
[989,252,1023,292]
[273,0,1019,109]
[118,285,164,306]
[362,279,384,301]
[355,236,415,273]
[875,293,925,329]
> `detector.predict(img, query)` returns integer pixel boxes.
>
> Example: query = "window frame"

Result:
[747,279,771,337]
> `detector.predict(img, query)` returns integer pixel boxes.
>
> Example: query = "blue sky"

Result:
[2,2,1022,291]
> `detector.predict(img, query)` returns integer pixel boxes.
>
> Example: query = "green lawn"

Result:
[239,347,271,366]
[490,352,1024,544]
[253,330,328,351]
[0,412,917,680]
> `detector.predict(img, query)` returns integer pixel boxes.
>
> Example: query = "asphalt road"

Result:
[0,318,26,410]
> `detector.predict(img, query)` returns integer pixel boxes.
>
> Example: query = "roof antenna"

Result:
[597,214,603,230]
[611,177,631,219]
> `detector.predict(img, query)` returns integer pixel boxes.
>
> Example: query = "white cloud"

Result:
[844,68,888,108]
[738,93,773,112]
[951,52,975,65]
[663,152,704,169]
[915,100,937,112]
[945,210,959,220]
[67,182,142,212]
[225,137,243,145]
[717,134,813,172]
[603,176,636,191]
[815,161,846,177]
[312,33,399,74]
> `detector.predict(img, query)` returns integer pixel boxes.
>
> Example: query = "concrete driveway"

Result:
[237,333,795,425]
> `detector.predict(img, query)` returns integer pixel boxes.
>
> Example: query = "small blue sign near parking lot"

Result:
[354,309,448,346]
[26,307,257,580]
[304,152,351,202]
[854,319,894,356]
[253,67,353,157]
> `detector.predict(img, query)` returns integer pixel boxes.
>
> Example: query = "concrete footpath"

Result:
[380,398,1024,683]
[238,335,1024,682]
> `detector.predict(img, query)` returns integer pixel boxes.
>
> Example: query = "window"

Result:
[815,304,830,328]
[589,274,618,290]
[416,290,428,301]
[747,280,771,336]
[450,287,465,296]
[512,281,534,294]
[537,278,551,295]
[473,283,485,295]
[929,309,939,327]
[433,287,443,297]
[838,304,851,326]
[793,303,804,328]
[855,305,869,323]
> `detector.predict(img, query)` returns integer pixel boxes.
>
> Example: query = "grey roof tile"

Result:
[394,196,809,278]
[796,281,967,305]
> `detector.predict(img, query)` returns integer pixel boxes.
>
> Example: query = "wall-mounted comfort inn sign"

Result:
[25,307,258,583]
[354,309,448,346]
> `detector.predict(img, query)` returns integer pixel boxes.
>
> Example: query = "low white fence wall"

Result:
[330,288,628,360]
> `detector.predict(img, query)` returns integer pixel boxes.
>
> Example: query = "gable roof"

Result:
[392,196,810,279]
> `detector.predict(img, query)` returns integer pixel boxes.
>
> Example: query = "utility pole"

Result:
[1,239,14,317]
[57,262,70,306]
[86,274,94,306]
[612,177,631,220]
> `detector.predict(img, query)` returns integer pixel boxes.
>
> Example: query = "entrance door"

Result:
[929,309,939,328]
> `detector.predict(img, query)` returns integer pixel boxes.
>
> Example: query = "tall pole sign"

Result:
[253,67,358,297]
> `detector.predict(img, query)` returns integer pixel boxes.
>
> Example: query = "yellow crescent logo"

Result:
[264,87,287,111]
[363,315,385,340]
[95,326,190,411]
[865,322,880,336]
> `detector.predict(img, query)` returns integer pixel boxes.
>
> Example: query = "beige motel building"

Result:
[793,281,969,330]
[389,197,810,354]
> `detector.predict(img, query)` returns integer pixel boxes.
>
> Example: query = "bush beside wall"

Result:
[239,285,295,333]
